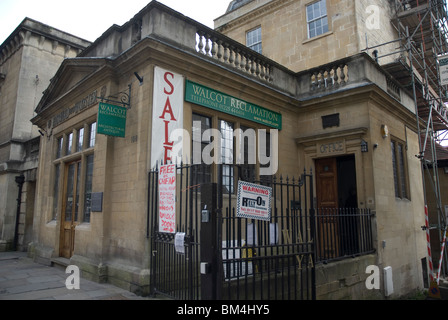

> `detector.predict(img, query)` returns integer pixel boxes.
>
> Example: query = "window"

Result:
[391,139,409,199]
[83,154,94,223]
[88,122,97,148]
[192,112,273,194]
[66,132,73,155]
[306,0,329,39]
[246,27,262,54]
[77,127,84,152]
[52,164,60,220]
[56,137,63,159]
[53,120,96,224]
[220,120,235,194]
[239,125,256,182]
[192,114,212,185]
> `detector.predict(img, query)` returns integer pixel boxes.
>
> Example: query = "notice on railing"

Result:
[236,181,272,221]
[159,164,176,234]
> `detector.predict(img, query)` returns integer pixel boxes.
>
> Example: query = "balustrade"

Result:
[196,30,273,83]
[310,63,348,91]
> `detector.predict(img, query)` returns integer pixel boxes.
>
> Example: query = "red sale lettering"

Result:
[163,72,174,95]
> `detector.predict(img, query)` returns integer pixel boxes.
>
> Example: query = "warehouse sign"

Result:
[439,54,448,86]
[185,80,282,130]
[236,181,272,221]
[97,103,127,137]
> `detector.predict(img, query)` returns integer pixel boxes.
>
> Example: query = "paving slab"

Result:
[0,251,163,300]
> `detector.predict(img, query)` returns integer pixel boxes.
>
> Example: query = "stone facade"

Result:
[27,1,428,299]
[215,0,400,71]
[0,18,90,252]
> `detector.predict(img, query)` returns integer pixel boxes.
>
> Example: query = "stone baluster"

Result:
[210,37,217,59]
[240,52,246,70]
[216,40,223,61]
[204,34,211,56]
[260,62,265,80]
[339,63,347,85]
[326,67,333,88]
[311,71,318,91]
[223,43,229,63]
[197,31,204,53]
[333,65,339,86]
[234,48,240,69]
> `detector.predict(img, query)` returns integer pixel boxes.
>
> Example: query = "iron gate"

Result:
[148,163,316,300]
[148,162,202,300]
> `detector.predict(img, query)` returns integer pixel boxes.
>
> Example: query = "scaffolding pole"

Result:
[364,0,448,281]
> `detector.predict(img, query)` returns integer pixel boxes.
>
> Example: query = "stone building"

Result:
[0,18,90,252]
[29,1,432,299]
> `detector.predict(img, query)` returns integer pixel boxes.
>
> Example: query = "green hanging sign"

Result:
[97,103,127,138]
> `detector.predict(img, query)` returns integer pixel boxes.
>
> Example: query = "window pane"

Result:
[220,120,234,193]
[398,144,407,199]
[240,126,256,182]
[89,122,96,148]
[65,164,75,221]
[391,142,400,198]
[192,114,212,185]
[307,5,314,21]
[66,132,73,155]
[56,137,63,158]
[53,164,60,220]
[77,128,84,152]
[74,162,81,221]
[84,154,94,223]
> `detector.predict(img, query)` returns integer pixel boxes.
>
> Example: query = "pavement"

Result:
[0,251,162,300]
[2,250,448,301]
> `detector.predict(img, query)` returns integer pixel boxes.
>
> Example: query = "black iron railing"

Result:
[315,207,375,263]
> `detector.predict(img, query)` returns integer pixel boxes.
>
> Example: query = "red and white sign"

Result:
[159,164,176,234]
[151,67,184,168]
[236,181,272,221]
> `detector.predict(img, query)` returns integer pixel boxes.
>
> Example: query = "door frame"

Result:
[59,160,82,258]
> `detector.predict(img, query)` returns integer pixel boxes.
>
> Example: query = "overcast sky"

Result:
[0,0,230,44]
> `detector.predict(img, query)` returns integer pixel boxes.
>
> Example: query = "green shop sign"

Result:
[97,103,127,138]
[185,80,282,130]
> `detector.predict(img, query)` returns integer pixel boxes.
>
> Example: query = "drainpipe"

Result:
[14,174,25,251]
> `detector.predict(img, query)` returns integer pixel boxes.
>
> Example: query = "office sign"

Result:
[236,181,272,221]
[97,103,127,137]
[185,80,282,130]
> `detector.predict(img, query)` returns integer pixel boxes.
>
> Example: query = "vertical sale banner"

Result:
[159,164,176,234]
[151,66,184,169]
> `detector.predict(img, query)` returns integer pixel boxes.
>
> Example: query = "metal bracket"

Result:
[99,83,132,109]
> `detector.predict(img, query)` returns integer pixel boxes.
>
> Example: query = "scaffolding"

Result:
[364,0,448,282]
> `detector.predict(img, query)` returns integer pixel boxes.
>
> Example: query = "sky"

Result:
[0,0,231,44]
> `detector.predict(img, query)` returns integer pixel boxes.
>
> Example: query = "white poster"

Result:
[439,54,448,86]
[159,164,176,234]
[151,67,184,169]
[236,181,272,221]
[175,232,186,254]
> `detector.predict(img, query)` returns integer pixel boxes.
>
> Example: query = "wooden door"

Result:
[60,161,81,258]
[315,158,339,259]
